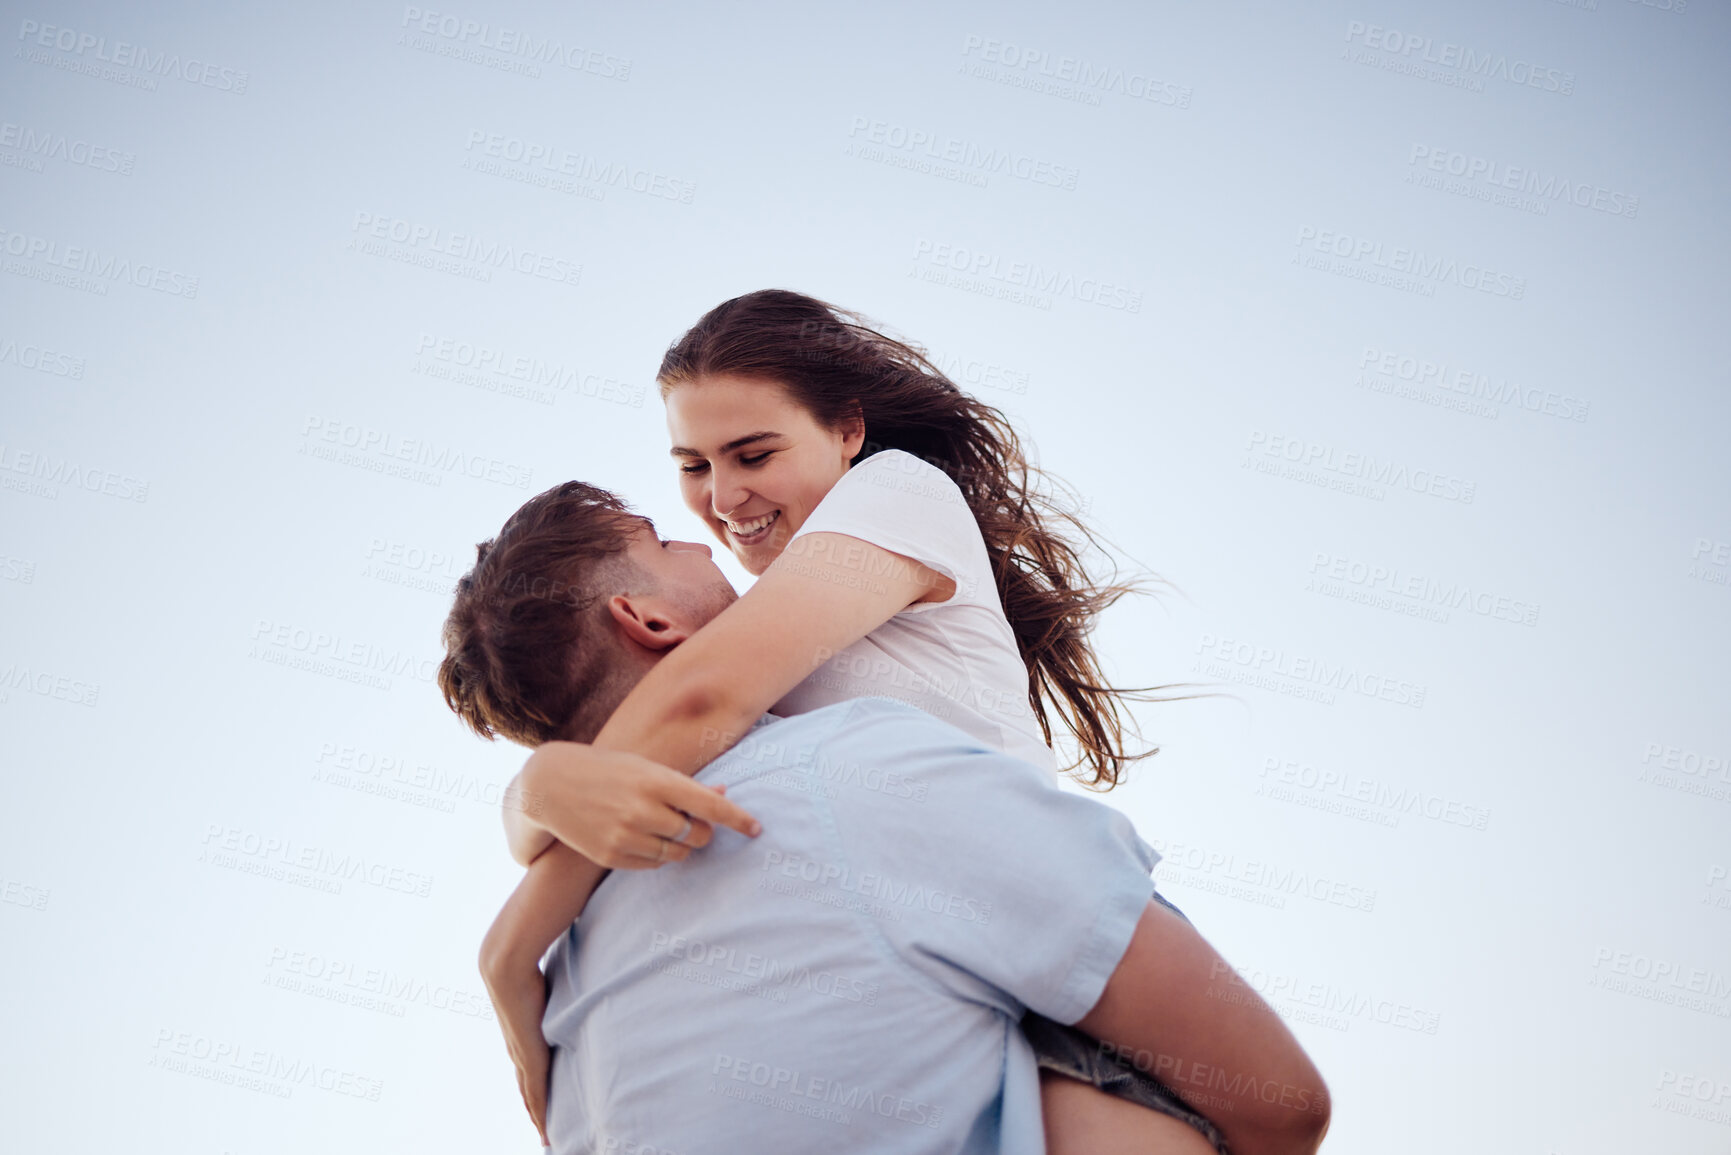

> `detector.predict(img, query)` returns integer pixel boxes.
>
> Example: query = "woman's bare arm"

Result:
[594,531,953,763]
[505,531,953,864]
[477,843,608,1146]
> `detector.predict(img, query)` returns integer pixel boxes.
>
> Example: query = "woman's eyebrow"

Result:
[668,431,783,457]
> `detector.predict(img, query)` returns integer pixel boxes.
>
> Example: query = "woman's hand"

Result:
[479,894,556,1147]
[483,952,553,1146]
[515,741,761,870]
[478,844,611,1146]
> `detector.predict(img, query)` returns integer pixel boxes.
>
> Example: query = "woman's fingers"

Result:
[528,1082,548,1146]
[658,771,762,838]
[668,815,715,849]
[513,1036,551,1144]
[556,759,764,868]
[610,831,696,869]
[515,1066,545,1143]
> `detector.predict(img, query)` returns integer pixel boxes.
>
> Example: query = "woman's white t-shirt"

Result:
[771,449,1059,777]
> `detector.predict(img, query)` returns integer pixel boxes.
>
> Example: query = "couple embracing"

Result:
[436,290,1331,1154]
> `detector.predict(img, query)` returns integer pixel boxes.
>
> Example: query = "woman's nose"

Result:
[709,467,752,520]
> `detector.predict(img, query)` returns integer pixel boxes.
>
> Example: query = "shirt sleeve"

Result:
[790,449,988,606]
[814,698,1160,1025]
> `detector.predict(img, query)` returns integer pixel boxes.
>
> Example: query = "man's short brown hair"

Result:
[437,481,648,747]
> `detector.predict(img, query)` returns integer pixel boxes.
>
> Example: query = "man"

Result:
[439,482,1330,1155]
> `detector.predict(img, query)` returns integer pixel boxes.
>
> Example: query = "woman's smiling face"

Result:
[663,374,864,576]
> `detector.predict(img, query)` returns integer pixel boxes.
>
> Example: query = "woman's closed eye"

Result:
[680,451,771,475]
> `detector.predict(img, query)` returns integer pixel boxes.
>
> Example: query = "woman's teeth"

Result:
[725,510,780,541]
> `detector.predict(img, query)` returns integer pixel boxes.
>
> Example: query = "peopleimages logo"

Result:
[350,212,581,287]
[413,333,646,408]
[958,35,1192,109]
[1343,20,1575,95]
[760,850,993,925]
[709,1052,946,1129]
[16,19,249,93]
[1,334,86,379]
[149,1027,383,1100]
[846,116,1080,190]
[0,660,100,707]
[1193,630,1428,709]
[648,931,882,1006]
[1357,346,1590,422]
[463,130,695,203]
[1407,145,1638,219]
[0,442,149,502]
[1308,550,1539,628]
[265,946,492,1020]
[201,822,435,898]
[1588,946,1731,1017]
[1258,756,1493,830]
[1147,837,1379,913]
[0,120,134,175]
[1207,959,1443,1035]
[0,226,200,298]
[398,7,630,79]
[911,239,1142,313]
[249,617,440,688]
[1295,226,1525,300]
[1245,429,1477,504]
[299,415,536,490]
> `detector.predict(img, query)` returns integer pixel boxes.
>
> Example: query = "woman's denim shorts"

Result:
[1020,888,1230,1154]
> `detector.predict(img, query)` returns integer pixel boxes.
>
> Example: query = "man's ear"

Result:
[606,594,692,651]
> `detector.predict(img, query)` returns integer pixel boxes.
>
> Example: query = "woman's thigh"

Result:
[1040,1071,1220,1155]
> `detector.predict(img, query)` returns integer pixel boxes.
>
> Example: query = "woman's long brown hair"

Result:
[657,289,1213,789]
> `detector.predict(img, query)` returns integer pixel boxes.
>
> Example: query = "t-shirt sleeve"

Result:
[816,698,1160,1025]
[790,450,988,606]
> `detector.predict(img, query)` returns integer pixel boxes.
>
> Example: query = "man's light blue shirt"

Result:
[541,697,1160,1154]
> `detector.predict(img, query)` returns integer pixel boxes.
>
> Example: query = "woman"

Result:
[464,290,1294,1153]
